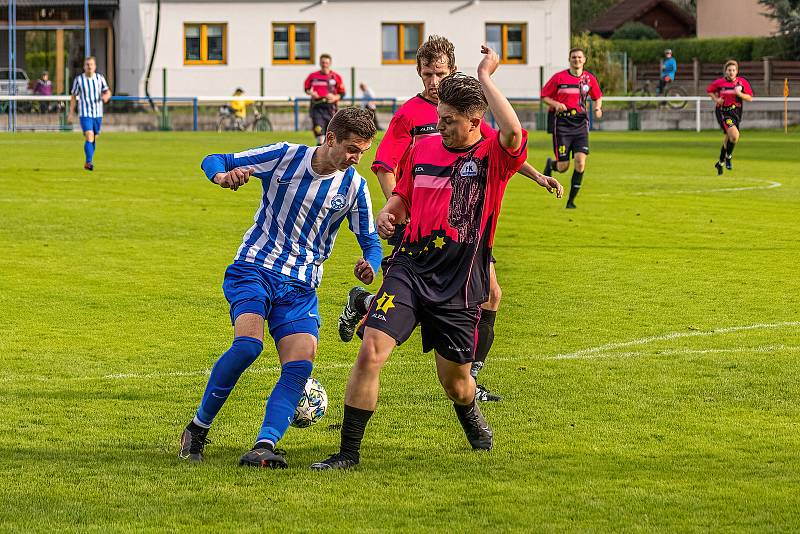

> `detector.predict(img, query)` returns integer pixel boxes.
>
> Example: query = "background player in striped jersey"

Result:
[337,36,562,402]
[707,60,754,175]
[68,56,110,171]
[312,46,528,471]
[541,47,603,209]
[305,54,346,146]
[179,108,382,469]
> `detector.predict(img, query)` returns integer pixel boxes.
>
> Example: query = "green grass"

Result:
[1,130,799,532]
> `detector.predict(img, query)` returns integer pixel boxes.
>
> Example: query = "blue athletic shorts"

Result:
[222,261,320,342]
[79,116,102,135]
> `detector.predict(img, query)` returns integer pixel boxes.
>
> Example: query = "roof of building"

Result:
[590,0,695,34]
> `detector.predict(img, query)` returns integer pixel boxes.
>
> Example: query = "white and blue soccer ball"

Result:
[292,377,328,428]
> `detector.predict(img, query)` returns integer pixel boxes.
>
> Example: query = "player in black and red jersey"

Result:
[337,36,562,402]
[541,47,603,209]
[312,46,528,470]
[707,60,754,175]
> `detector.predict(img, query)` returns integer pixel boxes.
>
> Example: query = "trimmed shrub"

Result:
[611,22,661,41]
[609,36,788,62]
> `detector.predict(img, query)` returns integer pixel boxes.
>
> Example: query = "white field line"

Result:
[553,321,800,360]
[577,344,800,360]
[596,177,782,197]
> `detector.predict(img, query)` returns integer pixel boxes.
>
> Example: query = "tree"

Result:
[758,0,800,56]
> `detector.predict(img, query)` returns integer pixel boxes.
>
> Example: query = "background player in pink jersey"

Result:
[541,47,603,209]
[312,46,527,471]
[707,60,754,175]
[337,36,562,403]
[304,53,346,145]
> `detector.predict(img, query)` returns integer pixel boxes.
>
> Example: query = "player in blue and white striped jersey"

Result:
[179,107,382,469]
[69,56,110,171]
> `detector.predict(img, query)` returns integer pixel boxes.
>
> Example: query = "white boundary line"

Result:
[553,321,800,360]
[596,177,782,197]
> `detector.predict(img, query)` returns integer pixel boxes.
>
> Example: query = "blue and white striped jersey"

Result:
[71,73,109,118]
[201,142,383,288]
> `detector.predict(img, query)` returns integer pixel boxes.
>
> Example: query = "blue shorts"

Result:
[222,262,320,343]
[79,116,102,135]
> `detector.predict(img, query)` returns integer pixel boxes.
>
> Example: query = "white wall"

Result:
[119,0,570,98]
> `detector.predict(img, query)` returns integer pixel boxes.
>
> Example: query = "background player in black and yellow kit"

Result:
[541,48,603,209]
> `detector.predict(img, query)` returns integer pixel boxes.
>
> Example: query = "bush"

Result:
[611,22,661,40]
[609,36,788,62]
[571,32,625,94]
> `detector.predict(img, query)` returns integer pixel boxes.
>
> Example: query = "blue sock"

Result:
[194,336,263,426]
[84,141,95,163]
[256,360,313,445]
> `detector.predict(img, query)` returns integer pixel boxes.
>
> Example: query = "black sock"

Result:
[719,145,726,163]
[340,404,373,461]
[354,291,372,316]
[187,420,207,433]
[471,310,497,379]
[454,398,477,415]
[725,140,735,159]
[568,170,584,204]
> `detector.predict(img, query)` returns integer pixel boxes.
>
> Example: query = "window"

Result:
[272,23,315,64]
[382,23,423,64]
[486,23,527,64]
[184,23,227,65]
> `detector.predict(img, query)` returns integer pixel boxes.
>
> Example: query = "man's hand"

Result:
[68,111,76,122]
[354,258,375,285]
[309,90,319,100]
[325,93,339,103]
[477,45,500,78]
[664,75,672,82]
[102,91,111,104]
[213,167,254,191]
[541,174,564,198]
[377,212,396,240]
[594,107,603,119]
[554,102,568,112]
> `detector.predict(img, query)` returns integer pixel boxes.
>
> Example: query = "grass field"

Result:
[2,129,799,532]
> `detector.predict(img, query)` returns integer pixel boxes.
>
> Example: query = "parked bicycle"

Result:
[216,105,272,132]
[631,80,688,110]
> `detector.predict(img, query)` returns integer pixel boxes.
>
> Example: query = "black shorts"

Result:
[359,270,481,364]
[715,106,742,133]
[310,103,336,136]
[552,116,590,162]
[380,223,407,274]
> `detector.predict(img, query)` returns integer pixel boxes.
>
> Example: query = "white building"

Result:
[117,0,570,99]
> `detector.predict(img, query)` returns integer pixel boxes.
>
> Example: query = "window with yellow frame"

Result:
[272,23,315,64]
[485,23,527,64]
[381,23,423,64]
[184,23,227,65]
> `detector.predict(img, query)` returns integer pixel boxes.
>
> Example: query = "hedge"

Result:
[608,36,787,63]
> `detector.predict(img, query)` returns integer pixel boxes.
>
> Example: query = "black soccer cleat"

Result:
[84,162,94,171]
[310,452,359,471]
[725,158,733,171]
[565,201,577,209]
[475,384,503,402]
[543,157,553,177]
[454,402,493,450]
[715,161,724,175]
[239,446,288,469]
[338,286,371,342]
[179,423,210,462]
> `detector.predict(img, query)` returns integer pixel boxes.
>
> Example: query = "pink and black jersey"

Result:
[541,69,602,115]
[304,70,346,105]
[707,77,753,108]
[390,130,528,308]
[372,93,495,178]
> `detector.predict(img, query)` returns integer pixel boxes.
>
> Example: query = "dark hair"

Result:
[84,56,96,63]
[437,73,487,117]
[416,35,456,72]
[568,47,585,57]
[327,107,377,141]
[320,53,332,62]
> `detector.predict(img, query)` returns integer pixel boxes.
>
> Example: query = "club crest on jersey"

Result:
[460,159,479,177]
[330,194,347,210]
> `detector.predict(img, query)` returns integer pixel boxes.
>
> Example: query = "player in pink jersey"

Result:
[337,36,562,403]
[541,47,603,209]
[304,53,346,145]
[706,60,754,175]
[311,46,528,470]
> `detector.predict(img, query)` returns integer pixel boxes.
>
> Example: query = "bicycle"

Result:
[631,80,688,110]
[216,105,272,132]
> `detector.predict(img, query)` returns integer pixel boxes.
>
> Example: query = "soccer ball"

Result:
[291,377,328,428]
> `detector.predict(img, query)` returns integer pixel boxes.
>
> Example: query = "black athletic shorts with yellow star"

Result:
[357,265,481,364]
